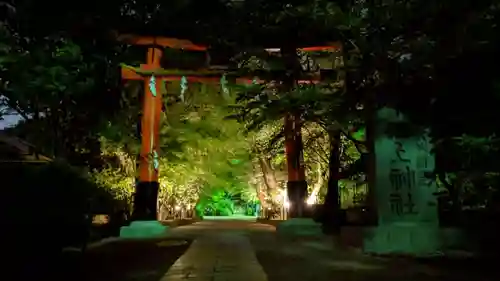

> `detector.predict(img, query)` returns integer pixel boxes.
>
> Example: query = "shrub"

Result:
[2,161,120,253]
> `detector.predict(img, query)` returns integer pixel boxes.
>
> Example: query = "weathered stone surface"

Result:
[363,223,441,256]
[363,107,442,256]
[119,220,169,239]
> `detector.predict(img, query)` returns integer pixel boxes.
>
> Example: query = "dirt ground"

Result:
[8,237,190,281]
[83,238,190,281]
[59,238,191,281]
[250,220,500,281]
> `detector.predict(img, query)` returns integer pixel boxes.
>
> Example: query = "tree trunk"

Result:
[364,87,378,225]
[310,161,326,203]
[50,113,61,158]
[32,98,40,160]
[259,157,279,192]
[450,172,466,225]
[322,130,342,234]
[251,160,267,210]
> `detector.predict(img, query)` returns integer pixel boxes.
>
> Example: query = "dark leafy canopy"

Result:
[347,0,500,134]
[5,0,233,44]
[1,0,124,165]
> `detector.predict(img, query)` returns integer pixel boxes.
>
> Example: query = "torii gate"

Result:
[117,34,337,228]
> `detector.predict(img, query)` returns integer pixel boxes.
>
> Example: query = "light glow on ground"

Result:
[203,215,258,221]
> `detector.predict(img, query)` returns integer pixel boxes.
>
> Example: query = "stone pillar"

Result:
[363,107,440,256]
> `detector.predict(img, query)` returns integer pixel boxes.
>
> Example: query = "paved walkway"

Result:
[161,225,268,281]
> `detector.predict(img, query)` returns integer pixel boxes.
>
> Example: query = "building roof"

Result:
[0,133,52,163]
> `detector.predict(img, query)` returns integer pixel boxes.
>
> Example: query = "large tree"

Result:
[342,0,500,220]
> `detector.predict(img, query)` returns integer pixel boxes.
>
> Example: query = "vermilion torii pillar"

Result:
[284,113,307,217]
[118,35,208,221]
[127,47,163,221]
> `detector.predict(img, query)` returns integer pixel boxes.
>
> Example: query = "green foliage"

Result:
[0,23,126,169]
[3,161,121,250]
[154,84,255,204]
[90,167,134,203]
[195,188,235,216]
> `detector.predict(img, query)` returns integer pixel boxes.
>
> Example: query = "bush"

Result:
[2,161,120,254]
[196,195,235,216]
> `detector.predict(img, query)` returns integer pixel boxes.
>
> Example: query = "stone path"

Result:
[160,232,267,281]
